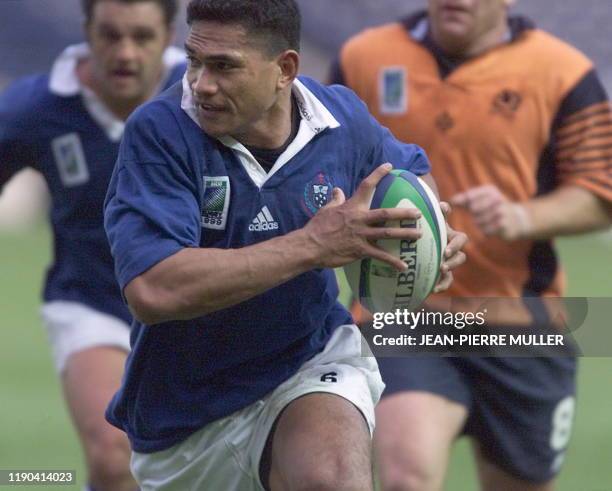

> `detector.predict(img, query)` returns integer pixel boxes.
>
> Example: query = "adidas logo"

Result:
[249,206,279,232]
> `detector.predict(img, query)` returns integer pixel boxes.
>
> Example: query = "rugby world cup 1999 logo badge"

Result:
[303,173,333,216]
[201,176,230,230]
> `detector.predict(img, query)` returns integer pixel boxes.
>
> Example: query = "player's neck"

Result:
[232,88,294,149]
[99,93,148,121]
[433,18,509,59]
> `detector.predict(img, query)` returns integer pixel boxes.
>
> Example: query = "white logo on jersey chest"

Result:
[249,206,279,232]
[51,133,90,187]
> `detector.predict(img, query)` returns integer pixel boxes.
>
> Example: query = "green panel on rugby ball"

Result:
[344,170,447,313]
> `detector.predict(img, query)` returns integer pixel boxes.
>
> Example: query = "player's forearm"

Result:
[125,229,320,324]
[523,186,612,240]
[420,173,440,198]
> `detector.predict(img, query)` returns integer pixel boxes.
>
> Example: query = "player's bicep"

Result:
[104,160,201,294]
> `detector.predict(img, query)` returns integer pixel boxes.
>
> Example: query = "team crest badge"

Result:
[201,176,230,230]
[379,67,407,114]
[492,89,522,119]
[52,133,89,187]
[303,173,333,216]
[435,111,455,132]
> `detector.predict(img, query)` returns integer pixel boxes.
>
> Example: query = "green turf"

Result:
[0,226,610,490]
[0,224,83,489]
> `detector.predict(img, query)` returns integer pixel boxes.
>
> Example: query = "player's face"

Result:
[185,21,288,141]
[428,0,513,55]
[86,0,172,104]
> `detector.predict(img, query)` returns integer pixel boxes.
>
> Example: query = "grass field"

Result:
[0,224,611,490]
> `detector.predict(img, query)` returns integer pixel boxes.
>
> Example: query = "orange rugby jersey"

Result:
[335,13,612,303]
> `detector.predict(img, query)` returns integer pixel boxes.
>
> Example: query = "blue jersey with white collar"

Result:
[104,75,430,452]
[0,44,185,323]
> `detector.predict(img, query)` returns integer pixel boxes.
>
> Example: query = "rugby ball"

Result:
[344,170,447,313]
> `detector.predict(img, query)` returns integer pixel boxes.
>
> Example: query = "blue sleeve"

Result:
[366,112,431,177]
[162,62,187,90]
[0,80,39,187]
[104,106,201,291]
[324,84,431,183]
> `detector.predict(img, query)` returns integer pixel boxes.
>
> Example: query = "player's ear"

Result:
[83,21,93,44]
[276,50,299,90]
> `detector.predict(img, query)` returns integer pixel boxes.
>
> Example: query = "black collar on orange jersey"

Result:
[401,10,536,79]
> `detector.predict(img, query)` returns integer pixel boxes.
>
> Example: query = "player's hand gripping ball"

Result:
[344,170,447,313]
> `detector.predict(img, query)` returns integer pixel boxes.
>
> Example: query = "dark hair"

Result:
[82,0,179,26]
[186,0,301,55]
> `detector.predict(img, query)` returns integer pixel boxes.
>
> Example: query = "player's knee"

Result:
[380,461,441,491]
[376,436,444,491]
[86,430,133,489]
[291,475,368,491]
[291,454,371,491]
[382,476,438,491]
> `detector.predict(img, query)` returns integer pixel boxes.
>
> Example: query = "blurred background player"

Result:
[0,0,184,489]
[332,0,612,490]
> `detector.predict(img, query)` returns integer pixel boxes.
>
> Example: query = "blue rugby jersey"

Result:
[0,44,186,323]
[104,75,431,452]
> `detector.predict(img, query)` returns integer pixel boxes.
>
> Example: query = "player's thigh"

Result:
[131,402,266,491]
[268,392,372,491]
[374,357,470,490]
[42,301,131,451]
[134,324,382,491]
[375,392,467,490]
[260,324,383,490]
[472,442,555,491]
[62,346,129,448]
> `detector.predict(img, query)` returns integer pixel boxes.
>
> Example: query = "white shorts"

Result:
[41,301,131,374]
[131,324,384,491]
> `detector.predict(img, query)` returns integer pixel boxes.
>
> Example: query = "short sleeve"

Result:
[361,110,431,180]
[0,81,38,187]
[104,108,201,290]
[554,69,612,203]
[331,85,430,185]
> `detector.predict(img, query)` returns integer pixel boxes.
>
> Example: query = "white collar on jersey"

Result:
[48,43,185,142]
[181,74,340,188]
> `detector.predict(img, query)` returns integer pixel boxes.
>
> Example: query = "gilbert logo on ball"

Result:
[344,170,447,313]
